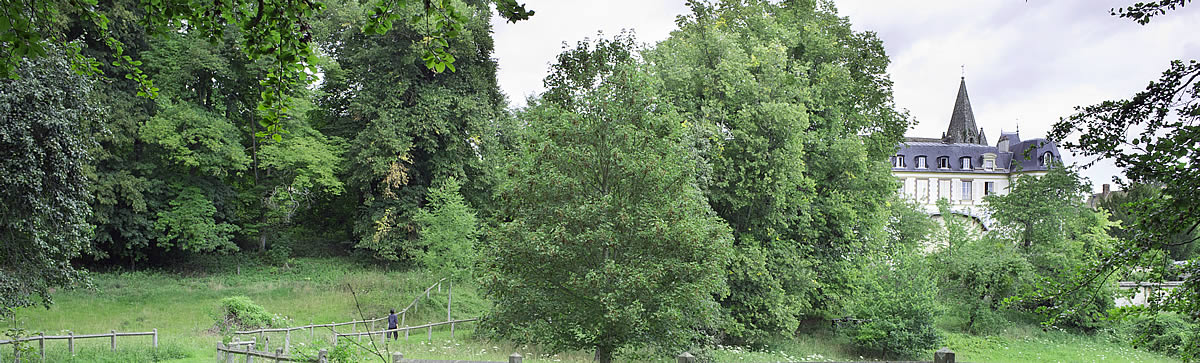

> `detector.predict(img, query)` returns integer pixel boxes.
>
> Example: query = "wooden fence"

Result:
[335,318,478,346]
[233,278,450,346]
[217,340,328,362]
[0,329,158,361]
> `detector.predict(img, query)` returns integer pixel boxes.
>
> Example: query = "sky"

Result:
[490,0,1200,192]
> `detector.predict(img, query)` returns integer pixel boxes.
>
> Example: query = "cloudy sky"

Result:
[491,0,1200,192]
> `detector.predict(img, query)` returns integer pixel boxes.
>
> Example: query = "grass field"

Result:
[2,257,1181,362]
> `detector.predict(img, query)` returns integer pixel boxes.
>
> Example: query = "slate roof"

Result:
[943,78,984,144]
[892,134,1060,174]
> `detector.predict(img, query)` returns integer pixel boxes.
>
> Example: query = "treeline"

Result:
[3,0,1194,361]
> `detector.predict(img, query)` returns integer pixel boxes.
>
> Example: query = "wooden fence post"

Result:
[400,312,405,328]
[110,330,116,351]
[677,352,695,363]
[353,322,359,342]
[447,281,452,322]
[284,329,291,353]
[38,333,44,361]
[216,342,223,361]
[427,325,432,341]
[404,325,409,341]
[450,322,455,339]
[934,347,955,363]
[226,343,235,363]
[245,344,254,363]
[317,349,327,363]
[152,328,158,348]
[68,331,74,355]
[264,335,270,352]
[509,352,523,363]
[392,352,403,363]
[275,348,283,363]
[330,322,336,345]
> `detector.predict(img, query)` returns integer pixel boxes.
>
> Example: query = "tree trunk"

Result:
[595,346,613,363]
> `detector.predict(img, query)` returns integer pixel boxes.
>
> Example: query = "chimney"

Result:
[1102,184,1111,197]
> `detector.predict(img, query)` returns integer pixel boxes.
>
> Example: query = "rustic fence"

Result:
[335,318,478,345]
[0,329,158,361]
[217,340,328,362]
[227,278,465,356]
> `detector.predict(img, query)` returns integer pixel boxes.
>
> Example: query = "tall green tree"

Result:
[1048,0,1199,320]
[0,50,99,313]
[480,35,734,363]
[645,0,909,341]
[985,167,1120,330]
[313,0,505,261]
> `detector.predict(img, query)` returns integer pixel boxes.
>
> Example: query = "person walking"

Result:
[387,309,399,340]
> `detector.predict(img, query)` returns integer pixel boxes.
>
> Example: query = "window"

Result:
[984,181,996,196]
[961,180,973,200]
[892,155,906,168]
[984,159,994,170]
[960,157,972,170]
[939,180,951,199]
[937,156,950,169]
[1040,151,1054,166]
[916,156,927,169]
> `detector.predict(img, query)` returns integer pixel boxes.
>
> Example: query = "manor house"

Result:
[891,77,1062,228]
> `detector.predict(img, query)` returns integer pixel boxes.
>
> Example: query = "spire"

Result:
[942,77,982,144]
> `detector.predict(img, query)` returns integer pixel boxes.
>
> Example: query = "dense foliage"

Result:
[1049,0,1199,323]
[0,51,99,314]
[646,0,908,342]
[480,35,734,363]
[6,0,1185,361]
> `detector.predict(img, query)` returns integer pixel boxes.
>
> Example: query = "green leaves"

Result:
[481,37,732,361]
[0,51,99,313]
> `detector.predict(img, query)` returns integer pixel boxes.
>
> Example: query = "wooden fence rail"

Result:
[233,278,448,339]
[0,329,158,361]
[217,341,327,362]
[335,318,478,347]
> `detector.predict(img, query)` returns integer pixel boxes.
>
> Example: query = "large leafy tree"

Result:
[1048,0,1200,320]
[0,50,100,313]
[313,0,504,261]
[985,167,1120,330]
[480,35,734,363]
[79,3,345,263]
[0,0,533,138]
[645,0,909,341]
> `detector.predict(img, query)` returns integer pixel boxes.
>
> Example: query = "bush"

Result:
[1109,311,1198,359]
[212,296,281,333]
[844,253,941,358]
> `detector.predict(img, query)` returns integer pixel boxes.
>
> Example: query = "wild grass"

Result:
[2,257,1184,362]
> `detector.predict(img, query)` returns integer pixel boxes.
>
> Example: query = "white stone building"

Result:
[891,78,1062,229]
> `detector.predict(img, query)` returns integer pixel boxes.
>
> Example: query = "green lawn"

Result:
[2,258,1182,362]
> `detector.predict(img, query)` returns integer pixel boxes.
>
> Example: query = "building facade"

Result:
[891,78,1062,228]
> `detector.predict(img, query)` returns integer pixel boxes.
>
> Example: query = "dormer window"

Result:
[892,155,906,168]
[982,153,997,171]
[937,156,950,169]
[1039,151,1054,166]
[916,156,927,169]
[960,157,972,170]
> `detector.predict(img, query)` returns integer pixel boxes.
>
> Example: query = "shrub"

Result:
[1112,311,1198,358]
[844,252,941,358]
[213,296,277,333]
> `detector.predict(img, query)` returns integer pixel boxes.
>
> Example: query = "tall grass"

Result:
[3,257,1184,362]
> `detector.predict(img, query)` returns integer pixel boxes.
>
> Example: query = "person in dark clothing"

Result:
[387,309,399,340]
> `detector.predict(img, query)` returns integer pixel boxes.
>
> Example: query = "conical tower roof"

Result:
[942,77,983,144]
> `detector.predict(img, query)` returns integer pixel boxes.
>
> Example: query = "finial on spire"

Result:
[961,64,965,79]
